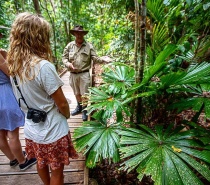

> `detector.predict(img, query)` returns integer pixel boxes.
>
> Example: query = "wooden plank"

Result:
[0,153,85,163]
[0,161,85,173]
[0,171,84,185]
[0,169,82,176]
[84,167,89,185]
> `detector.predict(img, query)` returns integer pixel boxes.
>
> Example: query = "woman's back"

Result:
[11,60,69,144]
[0,69,25,131]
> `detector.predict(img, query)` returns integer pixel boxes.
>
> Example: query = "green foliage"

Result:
[0,0,12,49]
[1,0,131,64]
[147,0,165,23]
[131,44,177,91]
[2,0,210,184]
[87,63,134,122]
[151,23,170,54]
[73,117,122,168]
[74,41,210,183]
[119,124,210,185]
[102,63,135,91]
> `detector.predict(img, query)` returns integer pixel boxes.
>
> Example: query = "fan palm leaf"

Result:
[87,86,131,121]
[157,62,210,119]
[169,97,210,118]
[73,120,121,168]
[119,124,210,185]
[102,64,135,94]
[160,62,210,87]
[86,65,134,121]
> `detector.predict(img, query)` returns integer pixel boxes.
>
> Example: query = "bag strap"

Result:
[13,76,30,109]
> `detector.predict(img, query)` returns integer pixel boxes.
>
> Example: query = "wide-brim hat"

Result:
[70,25,88,36]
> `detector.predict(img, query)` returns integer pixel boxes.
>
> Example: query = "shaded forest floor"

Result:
[89,159,210,185]
[89,160,153,185]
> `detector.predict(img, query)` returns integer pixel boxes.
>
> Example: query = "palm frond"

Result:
[102,65,135,89]
[119,124,210,185]
[169,97,210,118]
[159,62,210,88]
[73,121,121,168]
[152,23,170,52]
[147,0,165,22]
[178,62,210,84]
[130,44,177,92]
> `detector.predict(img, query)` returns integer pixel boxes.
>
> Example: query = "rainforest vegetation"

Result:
[1,0,210,184]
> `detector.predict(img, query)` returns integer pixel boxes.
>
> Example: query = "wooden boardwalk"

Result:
[0,71,88,185]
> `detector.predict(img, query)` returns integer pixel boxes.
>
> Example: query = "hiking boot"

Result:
[19,158,37,171]
[71,102,82,116]
[82,110,88,121]
[10,151,27,167]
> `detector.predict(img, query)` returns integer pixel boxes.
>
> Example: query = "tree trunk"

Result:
[139,0,146,83]
[60,0,71,44]
[134,0,140,82]
[49,0,56,15]
[40,0,58,69]
[32,0,41,15]
[132,0,140,123]
[136,0,146,124]
[13,0,20,13]
[21,0,25,11]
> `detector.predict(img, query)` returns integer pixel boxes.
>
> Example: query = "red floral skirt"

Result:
[25,132,79,170]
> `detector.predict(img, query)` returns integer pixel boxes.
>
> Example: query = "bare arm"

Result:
[0,48,7,59]
[90,45,112,63]
[51,87,70,119]
[0,52,9,76]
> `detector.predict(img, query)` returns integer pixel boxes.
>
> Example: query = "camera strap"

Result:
[13,76,30,109]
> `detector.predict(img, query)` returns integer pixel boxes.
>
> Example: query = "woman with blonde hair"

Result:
[7,12,78,185]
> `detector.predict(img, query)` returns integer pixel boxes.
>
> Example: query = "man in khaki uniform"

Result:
[62,25,111,121]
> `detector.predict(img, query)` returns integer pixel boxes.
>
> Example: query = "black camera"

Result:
[27,108,47,123]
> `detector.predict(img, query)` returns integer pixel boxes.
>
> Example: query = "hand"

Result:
[101,56,113,63]
[69,63,75,70]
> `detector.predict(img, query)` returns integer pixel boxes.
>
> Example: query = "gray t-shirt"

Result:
[11,60,69,144]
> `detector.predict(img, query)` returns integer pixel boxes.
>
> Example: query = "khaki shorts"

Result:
[69,71,90,95]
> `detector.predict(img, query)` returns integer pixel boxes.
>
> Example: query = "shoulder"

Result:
[39,60,54,68]
[84,41,94,49]
[63,42,75,52]
[66,41,75,48]
[36,60,63,91]
[37,60,56,75]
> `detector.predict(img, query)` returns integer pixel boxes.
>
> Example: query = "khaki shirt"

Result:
[62,41,104,72]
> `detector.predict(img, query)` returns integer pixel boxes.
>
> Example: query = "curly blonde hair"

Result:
[7,12,52,81]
